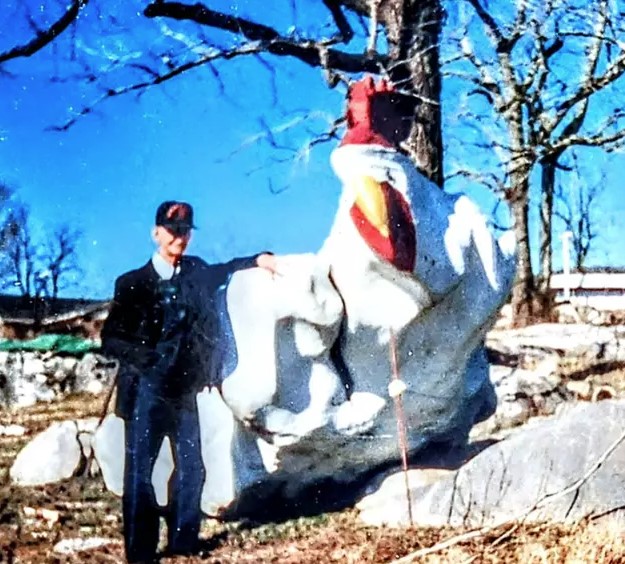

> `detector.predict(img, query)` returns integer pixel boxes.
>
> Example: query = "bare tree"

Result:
[446,0,625,324]
[0,183,22,285]
[554,160,604,272]
[41,224,83,299]
[1,205,37,298]
[0,198,83,299]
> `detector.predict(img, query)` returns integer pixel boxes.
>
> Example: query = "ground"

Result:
[2,380,625,563]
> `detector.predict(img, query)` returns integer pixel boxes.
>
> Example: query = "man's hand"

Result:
[256,253,280,275]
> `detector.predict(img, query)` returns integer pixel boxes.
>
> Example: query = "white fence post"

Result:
[561,231,573,301]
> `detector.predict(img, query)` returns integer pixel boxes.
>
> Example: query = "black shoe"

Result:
[162,543,200,558]
[164,538,216,558]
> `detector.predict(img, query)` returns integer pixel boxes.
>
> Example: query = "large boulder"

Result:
[359,400,625,527]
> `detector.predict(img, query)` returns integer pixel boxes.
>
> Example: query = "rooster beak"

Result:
[348,175,417,272]
[350,176,390,238]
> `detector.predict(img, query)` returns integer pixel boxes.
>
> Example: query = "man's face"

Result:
[154,225,192,260]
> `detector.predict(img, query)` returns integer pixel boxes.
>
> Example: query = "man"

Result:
[101,201,276,563]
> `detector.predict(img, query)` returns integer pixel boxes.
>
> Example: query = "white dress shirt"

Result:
[151,252,181,280]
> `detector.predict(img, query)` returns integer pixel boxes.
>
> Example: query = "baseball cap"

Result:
[155,201,196,234]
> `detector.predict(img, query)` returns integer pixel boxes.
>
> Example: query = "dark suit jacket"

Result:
[101,254,261,417]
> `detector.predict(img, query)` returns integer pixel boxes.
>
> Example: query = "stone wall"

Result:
[0,351,117,408]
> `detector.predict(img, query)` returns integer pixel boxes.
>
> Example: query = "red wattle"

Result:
[350,182,416,272]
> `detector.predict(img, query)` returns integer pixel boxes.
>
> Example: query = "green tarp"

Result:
[0,334,99,354]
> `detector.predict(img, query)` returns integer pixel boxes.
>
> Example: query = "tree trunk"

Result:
[388,0,444,187]
[509,175,535,326]
[538,158,556,293]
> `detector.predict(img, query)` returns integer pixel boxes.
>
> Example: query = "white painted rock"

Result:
[53,537,120,555]
[0,424,26,436]
[10,421,82,485]
[92,414,174,507]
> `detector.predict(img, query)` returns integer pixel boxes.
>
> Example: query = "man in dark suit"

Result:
[101,201,276,563]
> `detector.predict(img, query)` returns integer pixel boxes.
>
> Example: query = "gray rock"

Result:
[492,366,560,399]
[74,353,117,395]
[76,418,100,461]
[22,353,46,377]
[0,349,116,408]
[474,361,573,438]
[487,324,625,363]
[0,352,63,407]
[10,421,82,485]
[53,537,120,555]
[360,400,625,527]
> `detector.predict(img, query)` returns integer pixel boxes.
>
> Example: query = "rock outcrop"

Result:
[359,400,625,528]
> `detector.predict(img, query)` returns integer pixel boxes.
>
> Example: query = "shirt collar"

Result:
[151,252,181,280]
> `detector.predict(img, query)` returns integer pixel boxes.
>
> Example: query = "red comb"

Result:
[341,76,397,148]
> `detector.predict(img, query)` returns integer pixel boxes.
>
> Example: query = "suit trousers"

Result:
[122,373,205,562]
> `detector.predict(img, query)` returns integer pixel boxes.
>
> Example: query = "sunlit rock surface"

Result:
[359,400,625,528]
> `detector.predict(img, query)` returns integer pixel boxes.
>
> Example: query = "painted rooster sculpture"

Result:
[217,76,517,499]
[318,77,516,455]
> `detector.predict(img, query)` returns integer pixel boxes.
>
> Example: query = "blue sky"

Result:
[1,1,624,298]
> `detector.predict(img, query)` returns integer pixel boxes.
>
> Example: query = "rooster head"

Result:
[334,76,419,272]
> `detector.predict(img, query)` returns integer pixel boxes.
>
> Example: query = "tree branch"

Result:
[49,42,266,131]
[322,0,354,43]
[445,169,505,195]
[0,0,88,64]
[444,34,504,109]
[550,51,625,132]
[465,0,524,140]
[144,1,385,74]
[543,0,610,144]
[465,0,505,48]
[551,128,625,153]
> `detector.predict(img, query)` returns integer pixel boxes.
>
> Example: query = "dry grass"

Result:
[2,391,625,563]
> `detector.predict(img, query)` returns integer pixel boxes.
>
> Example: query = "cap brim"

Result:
[160,222,196,230]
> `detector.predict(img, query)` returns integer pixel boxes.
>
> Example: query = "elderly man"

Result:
[101,201,276,563]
